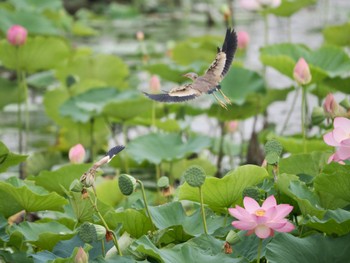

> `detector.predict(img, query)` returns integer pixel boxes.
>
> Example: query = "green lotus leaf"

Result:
[220,66,265,105]
[55,53,129,89]
[314,163,350,209]
[178,165,269,213]
[29,163,92,195]
[95,178,124,207]
[260,43,350,83]
[306,209,350,236]
[208,87,293,121]
[25,150,62,176]
[323,76,350,94]
[8,0,63,11]
[26,71,57,90]
[277,136,331,154]
[323,22,350,47]
[0,177,67,217]
[126,133,211,164]
[0,36,70,72]
[59,87,122,123]
[149,202,225,237]
[172,35,223,65]
[0,77,25,110]
[0,141,27,173]
[276,174,325,218]
[266,232,350,263]
[265,0,317,17]
[132,234,246,263]
[9,221,74,251]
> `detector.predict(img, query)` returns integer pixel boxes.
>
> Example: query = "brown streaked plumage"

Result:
[144,28,238,109]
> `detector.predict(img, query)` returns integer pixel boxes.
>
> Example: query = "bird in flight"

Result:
[143,28,237,109]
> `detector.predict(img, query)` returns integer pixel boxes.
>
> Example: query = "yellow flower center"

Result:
[255,209,265,217]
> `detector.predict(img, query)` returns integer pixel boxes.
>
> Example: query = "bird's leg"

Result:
[218,89,232,105]
[212,93,228,110]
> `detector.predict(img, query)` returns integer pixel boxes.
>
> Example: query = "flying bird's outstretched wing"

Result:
[143,28,237,108]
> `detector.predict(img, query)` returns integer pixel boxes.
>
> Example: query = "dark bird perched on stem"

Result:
[143,28,237,109]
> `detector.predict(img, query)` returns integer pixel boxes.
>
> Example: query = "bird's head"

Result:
[183,72,198,81]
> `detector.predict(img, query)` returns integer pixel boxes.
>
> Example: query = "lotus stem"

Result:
[199,186,208,235]
[137,179,156,231]
[280,88,300,135]
[301,86,307,153]
[87,193,122,256]
[257,238,263,263]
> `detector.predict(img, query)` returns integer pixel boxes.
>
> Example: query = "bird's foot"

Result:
[219,90,232,105]
[213,93,228,110]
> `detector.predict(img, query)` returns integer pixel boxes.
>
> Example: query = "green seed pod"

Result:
[183,165,206,188]
[118,174,137,196]
[266,152,280,165]
[311,106,325,125]
[78,222,106,243]
[264,139,283,157]
[69,179,83,192]
[157,176,170,188]
[225,230,241,245]
[242,186,260,202]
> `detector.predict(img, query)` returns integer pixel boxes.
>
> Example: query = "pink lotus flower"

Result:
[237,31,250,50]
[240,0,281,11]
[228,195,294,239]
[149,75,161,93]
[225,121,239,133]
[7,25,27,46]
[69,144,86,164]
[136,31,144,41]
[293,58,312,85]
[323,117,350,163]
[75,247,88,263]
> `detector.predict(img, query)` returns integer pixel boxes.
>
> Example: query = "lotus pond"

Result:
[1,0,350,262]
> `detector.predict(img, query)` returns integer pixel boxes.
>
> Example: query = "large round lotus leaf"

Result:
[55,53,129,89]
[126,133,211,164]
[172,35,223,66]
[59,87,120,123]
[260,43,350,83]
[323,22,350,47]
[0,142,27,173]
[179,165,269,213]
[0,77,25,110]
[220,66,265,105]
[0,37,70,72]
[264,0,317,17]
[266,232,350,263]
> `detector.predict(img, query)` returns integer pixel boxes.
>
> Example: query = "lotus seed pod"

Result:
[70,179,84,192]
[118,174,137,195]
[157,176,170,188]
[311,106,325,125]
[183,165,206,187]
[242,186,260,202]
[265,152,280,165]
[78,222,106,243]
[264,139,283,156]
[78,222,95,243]
[225,230,241,245]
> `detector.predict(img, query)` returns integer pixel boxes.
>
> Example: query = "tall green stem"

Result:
[88,194,122,256]
[90,118,95,162]
[301,86,307,153]
[256,238,263,263]
[137,180,156,231]
[263,14,269,46]
[199,186,208,235]
[280,88,300,135]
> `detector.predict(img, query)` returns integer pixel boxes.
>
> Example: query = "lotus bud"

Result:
[183,165,206,187]
[311,106,325,125]
[136,31,144,41]
[7,25,27,46]
[293,58,312,86]
[237,31,250,50]
[149,75,161,93]
[70,179,84,192]
[74,247,88,263]
[69,144,86,164]
[220,4,231,22]
[118,174,137,195]
[78,222,106,243]
[323,93,347,118]
[242,186,261,202]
